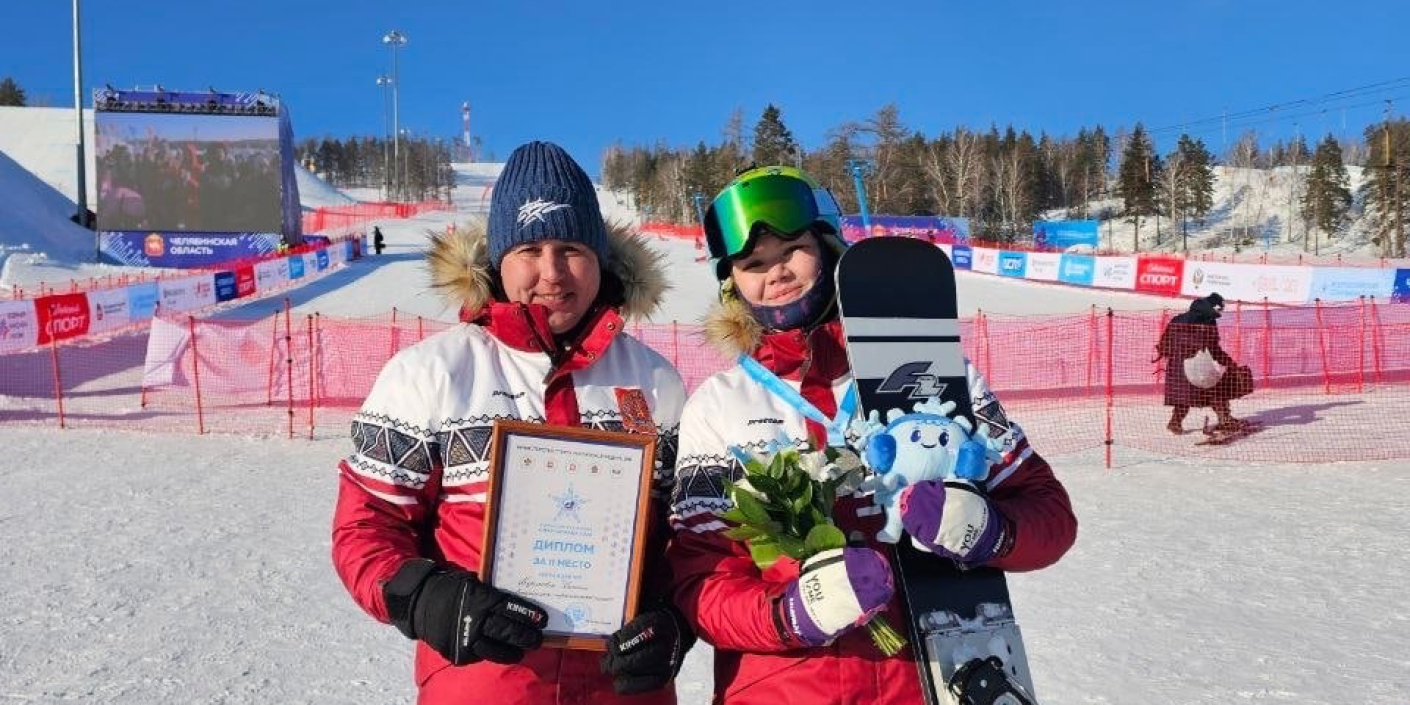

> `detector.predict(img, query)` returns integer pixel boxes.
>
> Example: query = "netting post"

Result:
[188,315,205,435]
[671,321,680,369]
[389,307,399,361]
[1104,308,1114,470]
[979,310,993,386]
[418,315,425,342]
[1369,296,1384,385]
[285,299,295,439]
[1086,305,1096,396]
[1357,296,1366,393]
[1313,298,1331,395]
[307,314,316,441]
[1261,298,1272,388]
[48,334,66,429]
[1233,300,1243,361]
[266,308,279,406]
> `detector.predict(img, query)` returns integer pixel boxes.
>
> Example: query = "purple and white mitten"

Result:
[899,479,1008,566]
[776,547,894,647]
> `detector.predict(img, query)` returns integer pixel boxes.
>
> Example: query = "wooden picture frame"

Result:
[480,420,658,651]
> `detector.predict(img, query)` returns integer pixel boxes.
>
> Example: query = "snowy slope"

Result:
[1,156,1407,705]
[0,148,100,285]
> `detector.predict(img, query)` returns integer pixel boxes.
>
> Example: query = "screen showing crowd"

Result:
[95,112,282,233]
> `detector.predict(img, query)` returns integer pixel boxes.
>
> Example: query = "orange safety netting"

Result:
[3,300,1407,466]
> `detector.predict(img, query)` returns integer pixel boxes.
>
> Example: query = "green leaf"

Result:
[805,524,848,553]
[776,534,808,560]
[731,487,773,526]
[793,481,814,513]
[749,540,782,569]
[717,507,749,524]
[723,525,765,541]
[748,475,786,500]
[743,457,767,476]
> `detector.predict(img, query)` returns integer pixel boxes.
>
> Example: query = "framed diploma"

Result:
[480,420,658,651]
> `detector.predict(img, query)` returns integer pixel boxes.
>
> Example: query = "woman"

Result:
[1156,293,1251,433]
[332,141,692,704]
[667,166,1078,704]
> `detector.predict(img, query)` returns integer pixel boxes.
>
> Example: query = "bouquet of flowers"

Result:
[716,444,907,656]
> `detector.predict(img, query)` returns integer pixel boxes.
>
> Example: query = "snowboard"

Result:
[836,236,1039,705]
[1197,419,1264,446]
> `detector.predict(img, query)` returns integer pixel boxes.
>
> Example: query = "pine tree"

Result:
[1117,123,1160,249]
[1362,119,1410,257]
[752,104,799,167]
[1167,134,1215,250]
[1300,134,1352,253]
[0,77,25,106]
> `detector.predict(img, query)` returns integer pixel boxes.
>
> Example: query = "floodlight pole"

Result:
[383,30,407,201]
[847,158,873,233]
[376,75,392,200]
[73,0,91,256]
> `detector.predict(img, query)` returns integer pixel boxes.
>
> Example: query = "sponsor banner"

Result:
[0,300,40,353]
[997,251,1028,278]
[1135,257,1185,296]
[98,231,282,268]
[304,252,320,275]
[1181,261,1312,304]
[1033,220,1100,251]
[1058,254,1096,286]
[1025,252,1062,281]
[1093,256,1137,290]
[839,215,970,244]
[1306,267,1395,302]
[35,293,92,345]
[254,258,289,291]
[235,266,257,298]
[951,245,972,270]
[159,275,217,313]
[214,271,240,302]
[86,287,133,335]
[315,249,330,271]
[1395,269,1410,303]
[127,282,160,319]
[288,254,306,279]
[971,247,999,275]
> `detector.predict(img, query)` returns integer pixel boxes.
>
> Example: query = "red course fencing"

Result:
[301,201,452,233]
[3,299,1408,466]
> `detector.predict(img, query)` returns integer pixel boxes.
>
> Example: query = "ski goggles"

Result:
[702,173,843,261]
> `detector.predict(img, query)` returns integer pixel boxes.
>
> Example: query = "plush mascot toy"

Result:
[852,398,995,544]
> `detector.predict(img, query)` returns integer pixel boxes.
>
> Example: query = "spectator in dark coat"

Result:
[373,226,386,255]
[1155,293,1250,433]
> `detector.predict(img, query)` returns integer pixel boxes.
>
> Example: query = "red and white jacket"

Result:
[667,305,1077,705]
[331,222,685,705]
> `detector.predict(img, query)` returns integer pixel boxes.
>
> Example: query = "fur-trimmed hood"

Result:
[701,291,765,359]
[426,218,669,321]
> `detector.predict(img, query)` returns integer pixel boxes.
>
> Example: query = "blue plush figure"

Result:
[853,398,993,544]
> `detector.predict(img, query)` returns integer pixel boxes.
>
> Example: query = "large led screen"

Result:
[96,112,282,232]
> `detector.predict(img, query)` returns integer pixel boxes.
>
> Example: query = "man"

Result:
[332,141,693,704]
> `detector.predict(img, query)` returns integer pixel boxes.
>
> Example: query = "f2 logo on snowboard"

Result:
[876,361,947,400]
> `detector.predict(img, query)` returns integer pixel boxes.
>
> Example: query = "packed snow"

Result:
[0,153,1406,704]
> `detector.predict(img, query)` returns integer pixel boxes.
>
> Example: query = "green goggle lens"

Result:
[702,174,841,260]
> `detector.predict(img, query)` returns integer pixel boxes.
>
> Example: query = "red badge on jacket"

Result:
[614,388,654,435]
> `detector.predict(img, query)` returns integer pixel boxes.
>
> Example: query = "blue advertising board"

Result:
[316,249,329,271]
[1307,268,1395,302]
[839,215,970,245]
[997,251,1028,278]
[1058,254,1096,286]
[288,255,305,279]
[1034,220,1100,252]
[99,232,282,268]
[214,271,239,302]
[951,245,972,270]
[1393,269,1410,303]
[126,282,160,319]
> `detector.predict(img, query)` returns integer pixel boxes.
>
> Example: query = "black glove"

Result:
[383,558,547,666]
[599,602,696,694]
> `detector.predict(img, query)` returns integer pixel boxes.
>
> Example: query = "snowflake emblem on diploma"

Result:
[551,485,588,523]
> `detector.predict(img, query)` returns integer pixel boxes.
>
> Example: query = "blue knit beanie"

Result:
[488,141,609,268]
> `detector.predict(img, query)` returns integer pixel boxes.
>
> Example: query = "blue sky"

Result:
[3,0,1407,175]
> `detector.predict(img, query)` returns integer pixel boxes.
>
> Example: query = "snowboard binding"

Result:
[948,656,1038,705]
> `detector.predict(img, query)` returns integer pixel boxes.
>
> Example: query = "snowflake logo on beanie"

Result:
[516,199,571,227]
